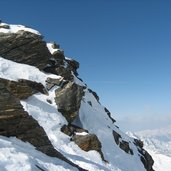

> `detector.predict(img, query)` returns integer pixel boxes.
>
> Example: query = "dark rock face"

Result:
[0,31,51,70]
[88,88,100,103]
[0,78,47,99]
[113,130,133,155]
[104,107,116,123]
[134,139,154,171]
[55,82,84,123]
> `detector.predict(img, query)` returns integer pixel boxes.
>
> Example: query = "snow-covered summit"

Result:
[0,22,154,171]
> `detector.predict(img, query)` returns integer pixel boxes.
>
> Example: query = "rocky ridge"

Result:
[0,22,154,171]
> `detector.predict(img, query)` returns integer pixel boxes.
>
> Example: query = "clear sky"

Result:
[1,0,171,131]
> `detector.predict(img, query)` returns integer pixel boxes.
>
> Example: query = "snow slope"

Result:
[128,126,171,171]
[0,136,78,171]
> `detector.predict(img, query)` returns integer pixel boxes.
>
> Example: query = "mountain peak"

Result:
[0,22,154,171]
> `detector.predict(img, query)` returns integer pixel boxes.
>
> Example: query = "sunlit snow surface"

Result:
[128,126,171,171]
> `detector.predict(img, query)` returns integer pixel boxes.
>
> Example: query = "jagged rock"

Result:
[52,50,65,60]
[44,65,74,80]
[113,130,121,145]
[139,150,154,171]
[134,139,154,171]
[134,138,144,148]
[119,140,133,155]
[61,124,106,161]
[55,66,73,80]
[0,78,47,99]
[46,77,67,90]
[0,31,51,70]
[61,124,88,136]
[55,81,84,123]
[113,130,133,155]
[104,107,116,123]
[66,59,79,76]
[0,82,86,171]
[88,88,100,102]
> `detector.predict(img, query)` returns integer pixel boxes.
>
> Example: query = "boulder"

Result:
[0,78,47,99]
[55,82,84,123]
[72,133,106,161]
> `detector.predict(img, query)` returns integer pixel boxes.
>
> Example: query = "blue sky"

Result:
[1,0,171,131]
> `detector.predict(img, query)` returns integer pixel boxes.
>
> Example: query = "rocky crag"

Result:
[0,22,154,171]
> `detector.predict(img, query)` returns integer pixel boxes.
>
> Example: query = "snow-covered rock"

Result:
[0,22,154,171]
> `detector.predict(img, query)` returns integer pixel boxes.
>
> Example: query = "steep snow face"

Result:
[128,126,171,171]
[0,56,147,171]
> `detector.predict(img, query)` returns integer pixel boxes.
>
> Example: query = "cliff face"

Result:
[0,22,154,171]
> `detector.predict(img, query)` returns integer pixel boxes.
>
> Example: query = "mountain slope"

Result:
[0,22,154,171]
[128,126,171,171]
